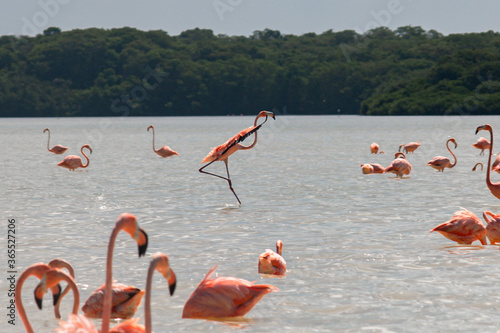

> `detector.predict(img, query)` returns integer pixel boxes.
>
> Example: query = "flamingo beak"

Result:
[165,269,177,296]
[476,125,485,135]
[266,111,276,120]
[51,284,62,306]
[34,286,44,310]
[137,228,148,257]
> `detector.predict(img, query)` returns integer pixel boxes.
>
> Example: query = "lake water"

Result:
[3,115,500,332]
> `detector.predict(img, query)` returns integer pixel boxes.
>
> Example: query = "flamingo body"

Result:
[360,163,385,174]
[258,240,286,276]
[370,142,380,154]
[57,144,92,171]
[431,209,487,245]
[483,211,500,245]
[399,141,420,154]
[427,138,457,172]
[384,153,412,178]
[472,137,490,155]
[44,128,69,154]
[182,265,278,319]
[82,283,145,319]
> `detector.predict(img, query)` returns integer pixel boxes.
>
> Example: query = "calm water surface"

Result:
[3,115,500,332]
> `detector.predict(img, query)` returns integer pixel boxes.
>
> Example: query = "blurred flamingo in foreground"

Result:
[199,110,275,205]
[147,125,179,158]
[427,138,457,172]
[258,240,287,276]
[44,128,69,154]
[384,153,412,178]
[81,213,148,333]
[57,144,92,171]
[399,141,420,154]
[109,252,177,333]
[182,265,278,319]
[472,136,490,155]
[360,163,385,175]
[472,162,484,171]
[482,211,500,245]
[476,124,500,200]
[430,209,487,245]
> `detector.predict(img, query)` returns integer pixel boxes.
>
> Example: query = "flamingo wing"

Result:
[259,250,287,275]
[82,283,144,319]
[431,210,486,244]
[57,156,82,170]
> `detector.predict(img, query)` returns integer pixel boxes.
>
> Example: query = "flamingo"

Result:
[47,259,76,319]
[430,209,487,245]
[147,125,179,158]
[384,152,412,178]
[258,240,287,276]
[199,110,275,205]
[182,265,278,319]
[34,269,80,317]
[483,211,500,245]
[57,144,92,171]
[399,141,420,154]
[472,137,490,155]
[476,124,500,199]
[80,213,148,333]
[426,138,458,172]
[472,162,484,171]
[370,143,380,154]
[44,128,69,154]
[360,163,385,174]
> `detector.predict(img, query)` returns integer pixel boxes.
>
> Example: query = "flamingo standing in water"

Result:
[182,265,278,319]
[483,211,500,245]
[472,137,490,155]
[57,144,92,171]
[199,110,275,205]
[476,124,500,200]
[44,128,69,154]
[384,153,412,178]
[399,141,420,154]
[81,213,148,333]
[370,143,384,154]
[258,240,287,276]
[430,209,487,245]
[52,252,176,333]
[426,138,458,172]
[147,125,179,158]
[360,163,385,174]
[472,162,484,171]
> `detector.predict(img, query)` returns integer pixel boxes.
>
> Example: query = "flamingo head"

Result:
[449,138,457,149]
[360,164,374,174]
[116,213,148,257]
[82,144,92,154]
[43,128,49,133]
[476,124,492,135]
[151,252,176,296]
[398,144,404,152]
[258,110,275,120]
[147,125,154,132]
[34,270,63,310]
[48,258,75,277]
[276,240,283,256]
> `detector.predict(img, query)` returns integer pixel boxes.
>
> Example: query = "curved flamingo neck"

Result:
[101,224,121,333]
[150,127,157,152]
[54,271,80,316]
[486,128,494,189]
[447,140,457,167]
[15,264,50,333]
[81,147,90,168]
[240,114,269,150]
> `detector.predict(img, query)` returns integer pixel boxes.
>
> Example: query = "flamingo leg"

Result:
[199,159,242,205]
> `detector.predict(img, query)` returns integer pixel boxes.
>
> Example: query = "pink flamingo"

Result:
[360,163,385,174]
[399,141,420,154]
[472,162,484,171]
[47,259,76,319]
[57,144,92,171]
[476,124,500,200]
[34,269,80,317]
[483,211,500,245]
[426,138,458,172]
[430,209,487,245]
[258,240,287,276]
[199,110,275,205]
[44,128,69,154]
[80,213,148,333]
[182,265,278,319]
[147,125,179,158]
[384,152,412,178]
[370,142,383,154]
[472,137,490,155]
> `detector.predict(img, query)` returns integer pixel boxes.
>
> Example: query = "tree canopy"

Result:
[1,26,500,117]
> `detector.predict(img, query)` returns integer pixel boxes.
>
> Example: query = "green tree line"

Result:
[1,26,500,117]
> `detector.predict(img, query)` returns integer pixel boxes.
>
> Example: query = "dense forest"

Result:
[1,26,500,117]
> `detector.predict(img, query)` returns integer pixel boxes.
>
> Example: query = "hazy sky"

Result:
[2,0,500,37]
